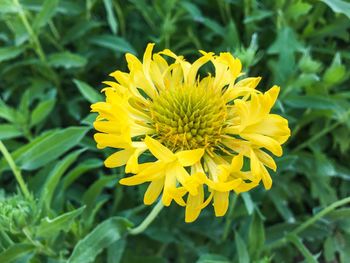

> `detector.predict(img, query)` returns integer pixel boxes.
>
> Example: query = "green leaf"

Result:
[62,20,101,44]
[203,18,225,36]
[82,175,117,225]
[0,244,35,262]
[286,1,312,21]
[33,0,59,30]
[63,158,103,189]
[0,124,22,140]
[0,100,16,123]
[67,217,131,263]
[321,0,350,19]
[16,127,88,170]
[40,149,85,209]
[36,206,85,238]
[103,0,118,34]
[270,191,295,223]
[30,98,56,127]
[48,52,87,69]
[234,231,250,263]
[268,27,303,80]
[248,213,265,258]
[181,2,204,22]
[241,192,254,215]
[81,113,97,127]
[287,234,318,263]
[284,95,345,115]
[326,208,350,220]
[324,236,336,262]
[243,10,273,23]
[107,239,126,263]
[90,35,136,54]
[197,254,230,263]
[323,53,347,86]
[0,46,24,63]
[73,79,103,103]
[0,130,56,171]
[0,0,19,14]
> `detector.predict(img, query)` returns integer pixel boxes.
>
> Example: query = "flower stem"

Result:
[129,200,164,235]
[0,140,30,199]
[265,196,350,251]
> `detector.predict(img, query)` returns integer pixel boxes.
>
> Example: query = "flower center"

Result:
[150,85,227,151]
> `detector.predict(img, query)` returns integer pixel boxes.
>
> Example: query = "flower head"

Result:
[92,43,290,222]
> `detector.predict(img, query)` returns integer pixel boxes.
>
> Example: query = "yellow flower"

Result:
[91,43,290,222]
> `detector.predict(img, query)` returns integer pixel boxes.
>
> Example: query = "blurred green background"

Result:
[0,0,350,262]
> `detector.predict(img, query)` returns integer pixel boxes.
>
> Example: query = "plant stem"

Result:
[13,0,46,62]
[265,196,350,251]
[129,200,164,235]
[293,196,350,235]
[0,140,30,199]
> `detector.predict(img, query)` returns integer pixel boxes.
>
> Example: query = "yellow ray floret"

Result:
[91,43,291,222]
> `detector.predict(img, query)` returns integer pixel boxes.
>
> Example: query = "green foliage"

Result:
[0,0,349,262]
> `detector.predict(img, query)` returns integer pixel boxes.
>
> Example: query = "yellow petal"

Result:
[250,150,261,179]
[159,49,190,82]
[168,163,197,195]
[206,178,242,192]
[144,136,176,162]
[235,77,261,89]
[213,191,229,217]
[265,85,280,108]
[94,133,131,149]
[254,149,276,171]
[242,133,283,157]
[109,70,130,87]
[175,148,204,166]
[244,114,290,138]
[144,179,164,205]
[125,148,145,174]
[104,148,134,168]
[230,154,243,172]
[143,43,155,75]
[261,164,272,190]
[119,162,165,185]
[187,52,213,85]
[162,168,177,206]
[234,181,259,194]
[167,187,187,206]
[221,52,242,81]
[185,186,204,223]
[94,120,122,134]
[153,53,168,73]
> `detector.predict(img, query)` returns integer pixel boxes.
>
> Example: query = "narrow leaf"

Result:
[234,231,250,263]
[90,35,136,54]
[287,234,318,263]
[33,0,59,30]
[67,217,131,263]
[36,206,85,238]
[40,149,85,209]
[0,244,35,262]
[16,127,88,170]
[30,98,56,127]
[103,0,118,34]
[48,52,87,69]
[73,79,102,103]
[0,46,24,63]
[321,0,350,19]
[0,124,22,140]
